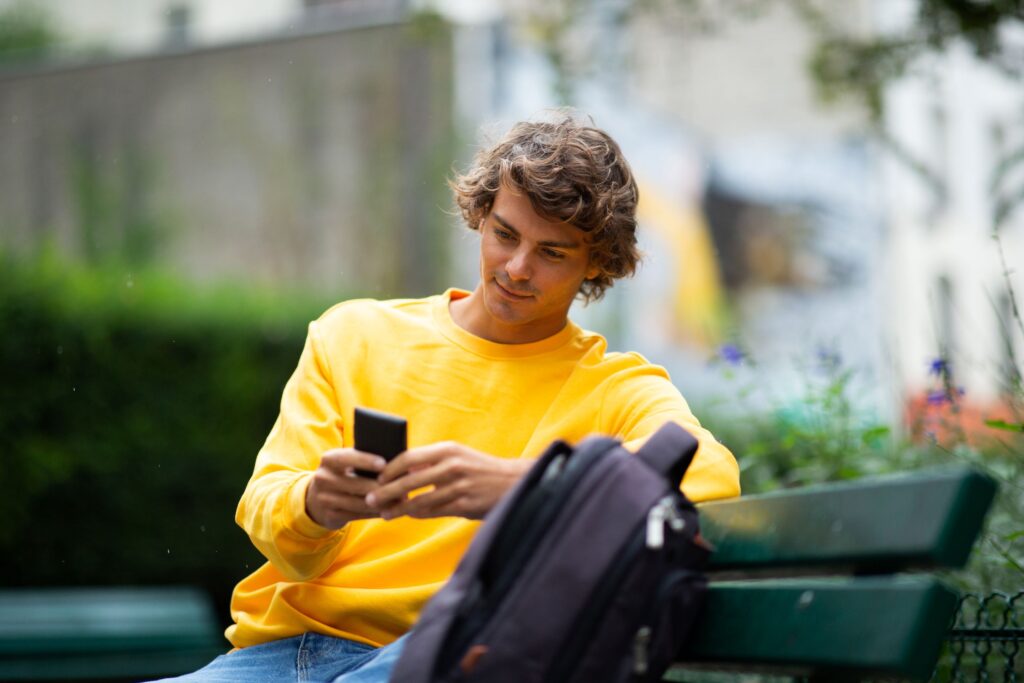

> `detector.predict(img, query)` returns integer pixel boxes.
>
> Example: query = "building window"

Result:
[163,3,192,49]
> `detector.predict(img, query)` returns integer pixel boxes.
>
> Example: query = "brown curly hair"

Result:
[450,114,640,303]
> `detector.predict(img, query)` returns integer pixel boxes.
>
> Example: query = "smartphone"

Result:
[353,407,407,478]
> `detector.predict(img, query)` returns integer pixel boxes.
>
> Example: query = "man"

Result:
[159,114,740,682]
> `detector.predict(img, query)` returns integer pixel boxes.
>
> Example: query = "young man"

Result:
[158,115,739,682]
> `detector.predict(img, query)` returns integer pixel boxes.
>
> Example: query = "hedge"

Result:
[0,254,344,624]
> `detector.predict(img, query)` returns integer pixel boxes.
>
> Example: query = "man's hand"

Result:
[366,442,533,520]
[305,449,388,529]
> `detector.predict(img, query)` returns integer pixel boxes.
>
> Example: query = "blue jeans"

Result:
[149,632,407,683]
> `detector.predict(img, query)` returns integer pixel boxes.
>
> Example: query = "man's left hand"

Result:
[365,442,533,520]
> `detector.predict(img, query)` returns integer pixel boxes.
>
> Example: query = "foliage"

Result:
[699,344,897,493]
[0,253,342,623]
[0,1,58,65]
[697,339,1024,594]
[795,0,1023,118]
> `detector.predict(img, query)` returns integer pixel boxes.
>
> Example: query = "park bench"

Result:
[0,586,225,681]
[667,466,998,682]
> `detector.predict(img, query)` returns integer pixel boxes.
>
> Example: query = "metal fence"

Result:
[932,591,1024,682]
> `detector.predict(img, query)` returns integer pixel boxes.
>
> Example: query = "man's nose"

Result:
[505,250,532,281]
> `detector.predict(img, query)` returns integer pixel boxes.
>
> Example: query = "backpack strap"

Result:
[636,422,700,489]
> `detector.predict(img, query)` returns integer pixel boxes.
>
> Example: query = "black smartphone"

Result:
[353,407,407,478]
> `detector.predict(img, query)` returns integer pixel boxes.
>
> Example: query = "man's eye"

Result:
[495,228,514,241]
[543,249,566,260]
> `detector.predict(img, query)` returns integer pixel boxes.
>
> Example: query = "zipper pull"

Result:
[647,497,685,549]
[664,500,686,533]
[646,503,667,549]
[632,625,651,675]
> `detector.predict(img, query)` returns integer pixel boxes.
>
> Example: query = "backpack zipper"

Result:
[632,625,652,675]
[630,567,703,679]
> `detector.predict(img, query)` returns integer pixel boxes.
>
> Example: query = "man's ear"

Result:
[585,264,601,281]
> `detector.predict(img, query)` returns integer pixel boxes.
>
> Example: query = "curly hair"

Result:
[450,114,640,303]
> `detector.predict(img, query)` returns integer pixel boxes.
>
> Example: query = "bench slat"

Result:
[0,587,221,655]
[670,576,957,681]
[699,467,996,573]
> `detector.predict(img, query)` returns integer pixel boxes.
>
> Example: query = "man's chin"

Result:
[483,291,532,325]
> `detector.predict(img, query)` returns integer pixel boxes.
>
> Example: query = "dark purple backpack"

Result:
[389,421,710,683]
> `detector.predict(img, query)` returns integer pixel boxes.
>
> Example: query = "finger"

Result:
[319,490,379,517]
[379,443,451,484]
[368,464,454,509]
[323,472,381,497]
[321,449,388,477]
[382,485,463,520]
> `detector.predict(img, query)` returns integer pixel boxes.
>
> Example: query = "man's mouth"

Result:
[494,279,534,300]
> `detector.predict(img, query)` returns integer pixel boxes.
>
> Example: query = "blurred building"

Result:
[878,0,1024,434]
[0,0,455,296]
[0,0,298,53]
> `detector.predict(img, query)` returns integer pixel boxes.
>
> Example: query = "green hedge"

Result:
[0,255,343,623]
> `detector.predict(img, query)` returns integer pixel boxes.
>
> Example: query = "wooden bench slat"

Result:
[699,467,996,573]
[671,576,958,681]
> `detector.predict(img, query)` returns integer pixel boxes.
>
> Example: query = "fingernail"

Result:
[365,493,376,507]
[375,457,387,469]
[381,511,392,521]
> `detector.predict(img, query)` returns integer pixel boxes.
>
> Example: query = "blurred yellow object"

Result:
[637,180,725,348]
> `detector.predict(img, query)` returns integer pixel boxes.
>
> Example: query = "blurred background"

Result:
[0,0,1022,677]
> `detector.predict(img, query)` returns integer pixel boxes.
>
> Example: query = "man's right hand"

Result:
[304,448,388,529]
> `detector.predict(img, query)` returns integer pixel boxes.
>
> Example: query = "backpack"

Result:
[389,421,711,683]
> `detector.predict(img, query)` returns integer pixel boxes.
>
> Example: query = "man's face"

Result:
[472,184,599,344]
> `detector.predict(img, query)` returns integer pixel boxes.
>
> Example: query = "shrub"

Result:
[0,253,342,623]
[697,342,1024,594]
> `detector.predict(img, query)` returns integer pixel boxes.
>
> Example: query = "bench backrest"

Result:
[670,467,997,682]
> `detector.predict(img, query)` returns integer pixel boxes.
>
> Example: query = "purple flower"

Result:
[929,358,949,377]
[719,343,744,366]
[816,347,841,369]
[927,390,948,406]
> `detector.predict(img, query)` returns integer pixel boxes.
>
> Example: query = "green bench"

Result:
[0,586,225,681]
[668,466,998,682]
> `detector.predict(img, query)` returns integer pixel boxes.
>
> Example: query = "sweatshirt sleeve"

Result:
[235,319,350,581]
[601,363,741,503]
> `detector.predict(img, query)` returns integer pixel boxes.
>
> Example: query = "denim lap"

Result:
[147,632,406,683]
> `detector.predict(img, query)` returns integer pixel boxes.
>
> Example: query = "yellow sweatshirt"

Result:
[228,289,739,649]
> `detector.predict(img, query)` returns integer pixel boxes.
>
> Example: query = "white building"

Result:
[879,0,1024,420]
